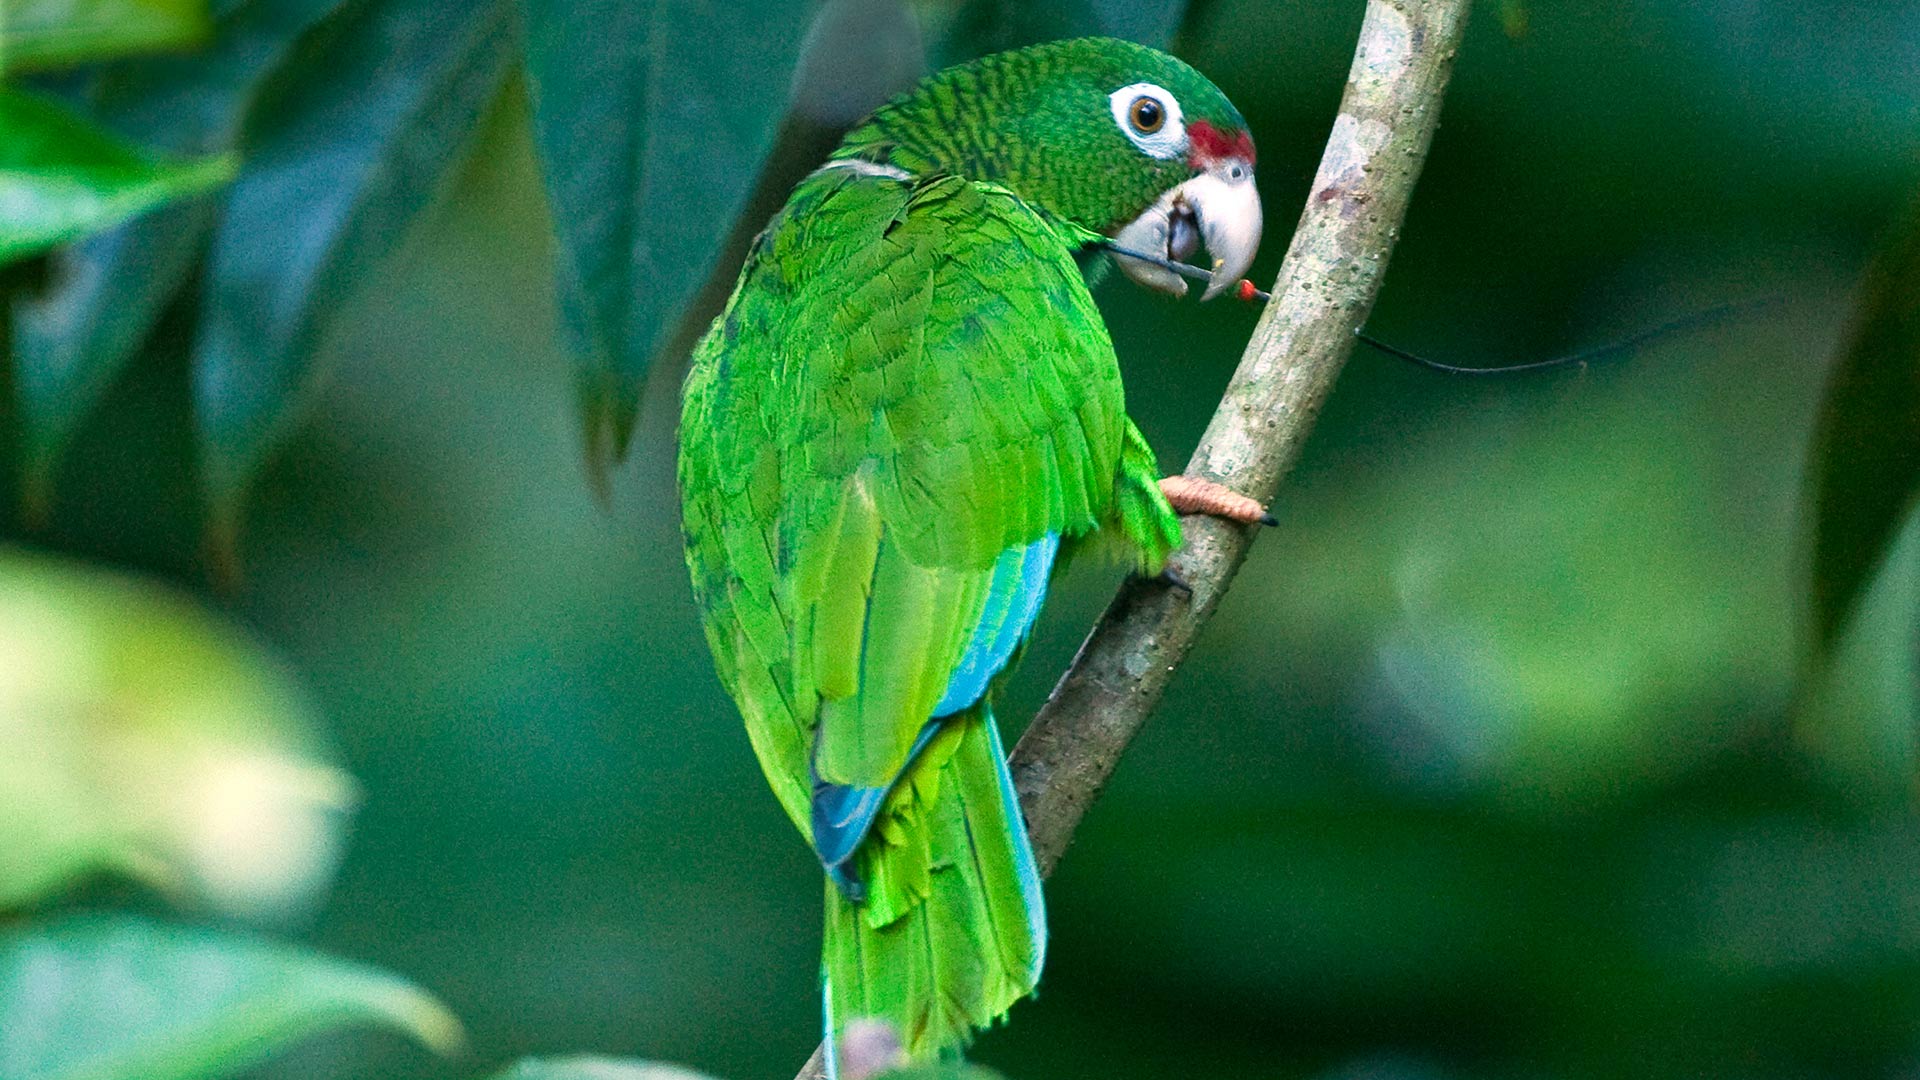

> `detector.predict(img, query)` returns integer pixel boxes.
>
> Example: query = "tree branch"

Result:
[1012,0,1473,877]
[798,2,1472,1074]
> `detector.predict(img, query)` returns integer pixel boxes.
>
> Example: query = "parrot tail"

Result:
[820,706,1045,1070]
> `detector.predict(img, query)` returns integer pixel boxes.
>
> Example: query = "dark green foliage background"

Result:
[10,1,1920,1078]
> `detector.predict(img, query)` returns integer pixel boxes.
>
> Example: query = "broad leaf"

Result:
[642,0,930,428]
[0,547,350,918]
[191,0,514,544]
[519,0,817,483]
[521,0,1191,486]
[13,206,211,516]
[0,0,211,74]
[9,0,348,507]
[0,89,232,268]
[1807,198,1920,653]
[491,1059,719,1080]
[917,0,1189,69]
[0,914,460,1080]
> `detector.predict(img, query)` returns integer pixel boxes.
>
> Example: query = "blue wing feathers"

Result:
[810,532,1059,896]
[933,533,1059,717]
[813,719,942,886]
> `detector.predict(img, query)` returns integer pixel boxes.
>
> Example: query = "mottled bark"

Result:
[1013,0,1474,879]
[799,2,1473,1074]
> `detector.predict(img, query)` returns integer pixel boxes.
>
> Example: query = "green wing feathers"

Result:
[1104,419,1183,576]
[682,167,1125,829]
[678,167,1179,1058]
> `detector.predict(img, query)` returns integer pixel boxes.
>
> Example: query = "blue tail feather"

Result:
[983,709,1046,964]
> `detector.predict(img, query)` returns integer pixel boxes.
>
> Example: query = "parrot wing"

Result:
[679,167,1127,861]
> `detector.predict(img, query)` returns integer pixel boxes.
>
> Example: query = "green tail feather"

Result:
[822,707,1045,1066]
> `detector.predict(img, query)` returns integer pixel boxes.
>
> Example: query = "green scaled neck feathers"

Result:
[832,37,1251,237]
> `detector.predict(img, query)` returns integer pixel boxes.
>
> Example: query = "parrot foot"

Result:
[1149,562,1193,595]
[1159,475,1276,526]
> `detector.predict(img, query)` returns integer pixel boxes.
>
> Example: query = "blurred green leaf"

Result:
[916,0,1188,68]
[0,89,233,269]
[190,0,514,552]
[0,547,350,917]
[521,0,1190,487]
[9,0,348,510]
[0,913,461,1080]
[790,0,927,130]
[1808,198,1920,654]
[644,0,929,445]
[519,0,816,485]
[1084,0,1188,46]
[12,208,211,519]
[489,1059,719,1080]
[1496,0,1530,38]
[0,0,212,74]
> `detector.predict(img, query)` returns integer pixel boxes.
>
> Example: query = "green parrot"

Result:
[678,36,1265,1069]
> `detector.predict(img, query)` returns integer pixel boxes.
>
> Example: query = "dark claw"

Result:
[1155,564,1194,595]
[1259,511,1278,527]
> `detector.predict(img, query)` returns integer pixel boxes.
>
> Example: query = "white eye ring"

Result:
[1108,82,1186,160]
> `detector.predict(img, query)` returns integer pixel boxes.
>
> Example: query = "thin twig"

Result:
[797,3,1473,1075]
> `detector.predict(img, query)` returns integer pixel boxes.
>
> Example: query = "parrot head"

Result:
[833,37,1261,299]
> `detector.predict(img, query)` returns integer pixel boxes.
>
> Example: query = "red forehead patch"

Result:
[1187,120,1256,168]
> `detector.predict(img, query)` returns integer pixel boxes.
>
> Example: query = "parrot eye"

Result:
[1128,96,1163,133]
[1108,82,1186,160]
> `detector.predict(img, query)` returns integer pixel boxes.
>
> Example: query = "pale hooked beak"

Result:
[1112,159,1262,300]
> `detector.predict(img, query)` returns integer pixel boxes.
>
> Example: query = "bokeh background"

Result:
[7,1,1920,1078]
